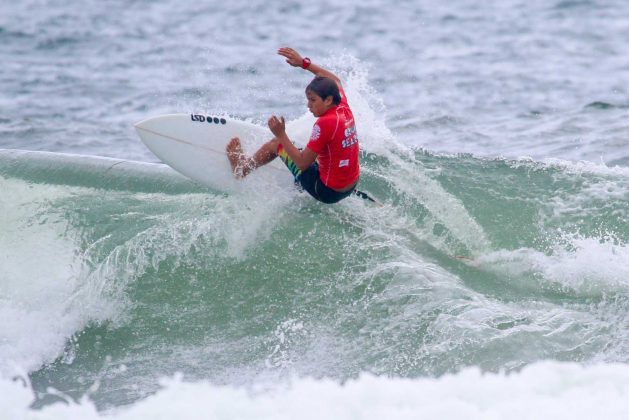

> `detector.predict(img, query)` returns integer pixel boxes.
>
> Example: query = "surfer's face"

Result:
[306,90,333,117]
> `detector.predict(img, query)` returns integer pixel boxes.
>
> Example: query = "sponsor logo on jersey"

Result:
[310,124,321,141]
[342,125,358,148]
[339,159,349,167]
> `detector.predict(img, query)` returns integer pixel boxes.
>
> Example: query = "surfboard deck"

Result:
[134,113,297,193]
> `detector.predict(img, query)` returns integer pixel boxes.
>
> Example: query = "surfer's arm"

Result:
[268,116,317,171]
[277,47,341,86]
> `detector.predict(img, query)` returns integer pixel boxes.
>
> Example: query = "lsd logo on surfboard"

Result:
[190,114,227,125]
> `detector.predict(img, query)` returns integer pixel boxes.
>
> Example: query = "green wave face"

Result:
[2,149,628,410]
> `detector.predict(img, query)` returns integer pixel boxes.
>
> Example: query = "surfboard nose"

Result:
[134,114,175,131]
[132,113,296,193]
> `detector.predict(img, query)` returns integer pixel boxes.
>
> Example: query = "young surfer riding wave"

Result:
[226,47,360,204]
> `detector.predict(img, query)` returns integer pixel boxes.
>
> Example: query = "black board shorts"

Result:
[298,163,355,204]
[276,146,354,204]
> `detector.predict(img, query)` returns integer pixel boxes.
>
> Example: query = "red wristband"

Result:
[301,57,311,69]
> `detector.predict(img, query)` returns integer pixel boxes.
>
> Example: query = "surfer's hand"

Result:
[268,115,286,137]
[277,47,302,67]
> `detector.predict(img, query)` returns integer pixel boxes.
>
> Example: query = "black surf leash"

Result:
[353,189,380,205]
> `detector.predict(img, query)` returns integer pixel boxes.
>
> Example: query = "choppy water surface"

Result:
[1,0,629,418]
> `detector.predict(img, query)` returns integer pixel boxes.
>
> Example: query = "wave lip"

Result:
[0,149,203,193]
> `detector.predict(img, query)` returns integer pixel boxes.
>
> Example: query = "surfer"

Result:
[226,47,360,204]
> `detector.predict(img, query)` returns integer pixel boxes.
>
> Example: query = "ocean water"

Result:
[2,0,629,418]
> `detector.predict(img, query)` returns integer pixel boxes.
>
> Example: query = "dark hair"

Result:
[306,76,341,105]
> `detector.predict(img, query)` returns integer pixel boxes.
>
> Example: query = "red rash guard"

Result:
[306,86,360,190]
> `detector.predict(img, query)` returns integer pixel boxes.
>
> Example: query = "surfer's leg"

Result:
[251,138,280,168]
[276,143,302,180]
[226,137,279,178]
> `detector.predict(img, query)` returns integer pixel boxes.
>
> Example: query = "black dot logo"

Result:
[213,117,220,124]
[220,118,226,124]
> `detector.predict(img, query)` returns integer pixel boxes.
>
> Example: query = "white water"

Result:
[3,362,629,420]
[0,177,106,377]
[3,0,629,416]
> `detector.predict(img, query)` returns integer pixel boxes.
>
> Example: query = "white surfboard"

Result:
[134,113,298,193]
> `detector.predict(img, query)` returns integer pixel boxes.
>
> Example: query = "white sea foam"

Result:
[478,234,629,295]
[0,177,101,376]
[0,160,294,377]
[540,158,629,178]
[509,156,629,179]
[3,362,629,420]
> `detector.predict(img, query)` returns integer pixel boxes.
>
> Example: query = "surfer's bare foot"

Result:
[226,137,250,178]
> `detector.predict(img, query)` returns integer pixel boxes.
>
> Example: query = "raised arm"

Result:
[277,47,341,86]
